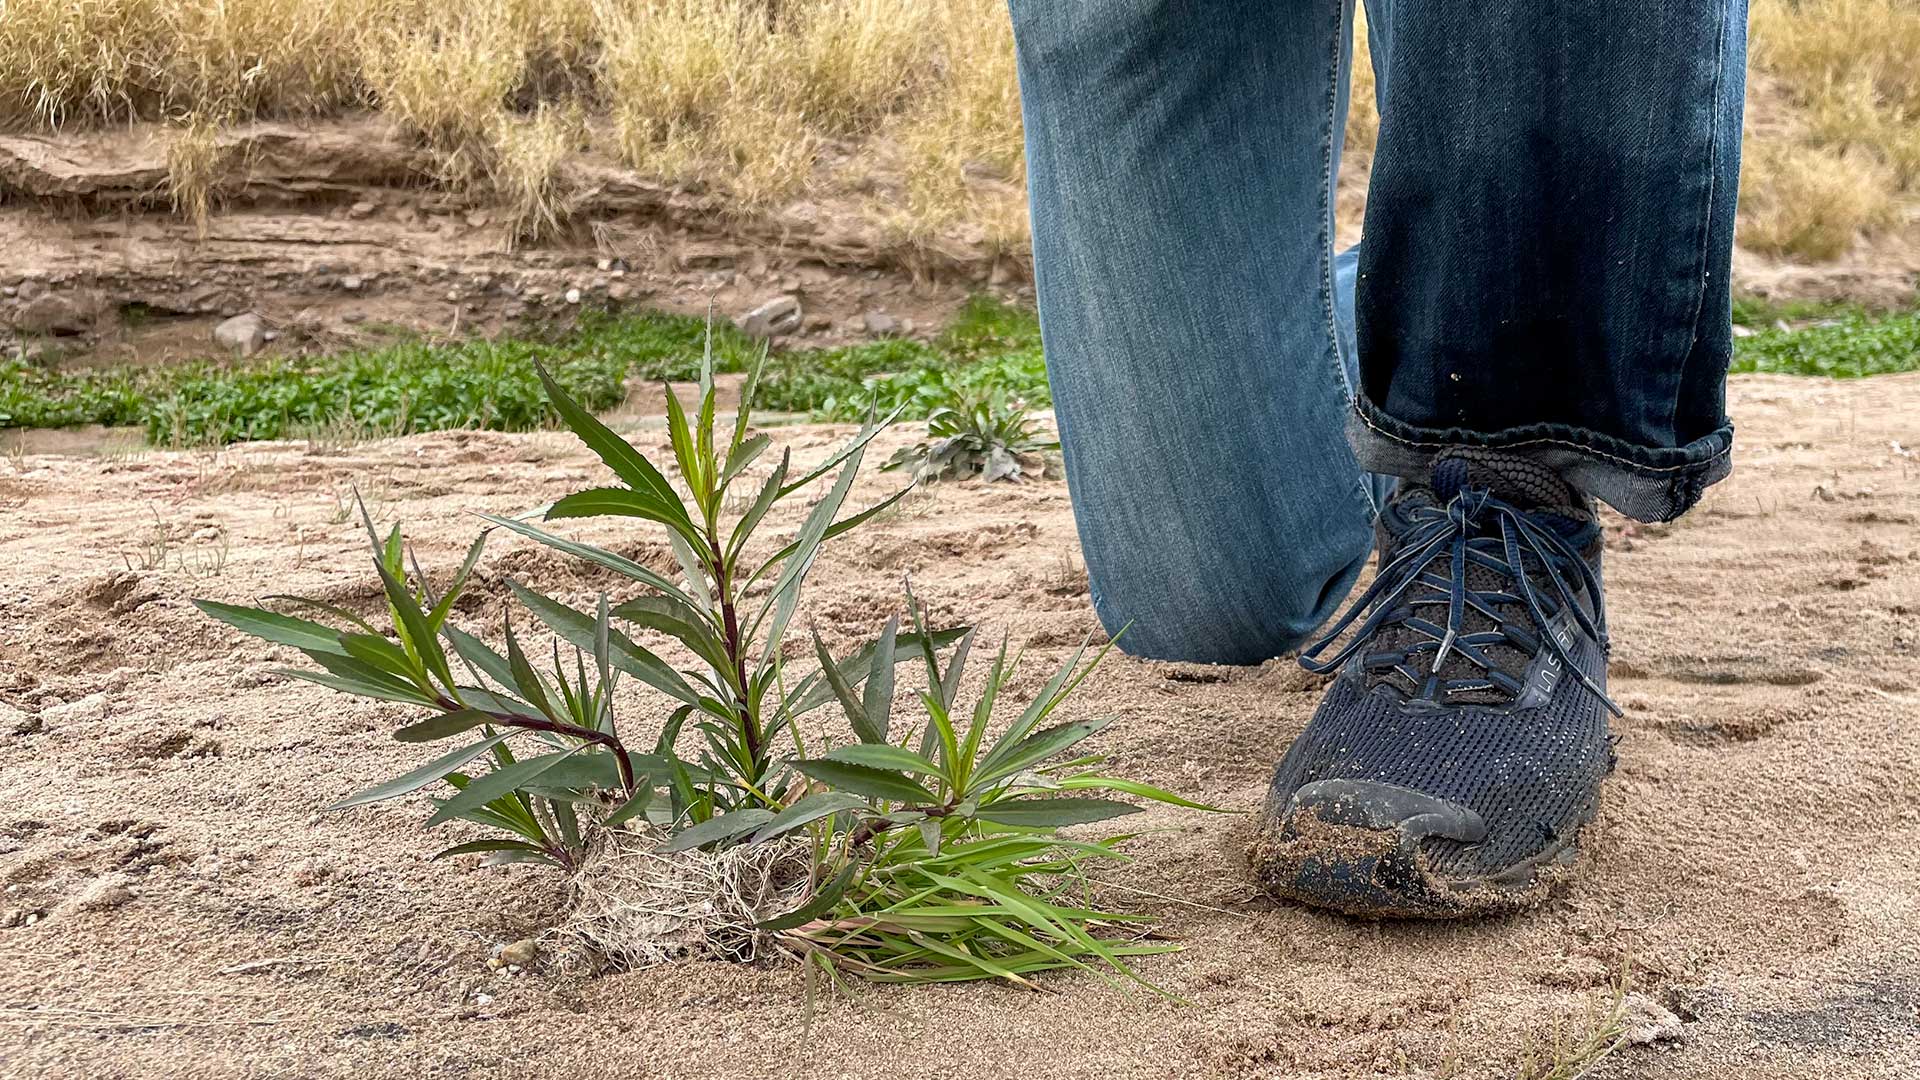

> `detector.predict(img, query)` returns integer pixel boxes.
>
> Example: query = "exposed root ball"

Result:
[558,827,814,974]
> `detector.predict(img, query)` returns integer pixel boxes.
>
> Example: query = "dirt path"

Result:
[1,373,1917,1079]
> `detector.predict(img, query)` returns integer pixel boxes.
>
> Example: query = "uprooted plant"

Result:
[883,388,1060,483]
[198,338,1213,991]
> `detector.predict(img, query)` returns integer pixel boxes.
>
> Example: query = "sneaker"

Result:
[1249,448,1622,918]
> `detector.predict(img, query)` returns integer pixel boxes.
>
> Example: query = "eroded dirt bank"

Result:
[0,374,1917,1078]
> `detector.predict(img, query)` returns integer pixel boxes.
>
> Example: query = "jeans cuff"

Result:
[1346,396,1732,523]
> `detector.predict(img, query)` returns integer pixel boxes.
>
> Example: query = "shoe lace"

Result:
[1299,485,1623,716]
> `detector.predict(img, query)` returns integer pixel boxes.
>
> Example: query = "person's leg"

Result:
[1009,0,1382,665]
[1351,0,1747,522]
[1258,0,1749,916]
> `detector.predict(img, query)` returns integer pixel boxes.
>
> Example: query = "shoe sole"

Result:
[1247,788,1601,919]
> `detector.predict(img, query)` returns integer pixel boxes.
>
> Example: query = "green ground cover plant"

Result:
[1729,307,1920,377]
[12,294,1910,450]
[196,338,1210,990]
[0,298,1048,444]
[884,389,1059,483]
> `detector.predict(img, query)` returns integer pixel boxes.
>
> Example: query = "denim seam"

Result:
[1664,0,1732,441]
[1353,399,1731,476]
[1320,0,1379,518]
[1317,0,1352,407]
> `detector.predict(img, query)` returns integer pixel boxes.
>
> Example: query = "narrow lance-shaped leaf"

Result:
[792,758,938,804]
[395,709,493,744]
[329,731,515,809]
[426,531,488,631]
[426,749,587,827]
[193,600,349,656]
[811,629,874,743]
[511,582,705,708]
[659,809,777,853]
[752,444,863,659]
[534,360,697,536]
[973,796,1143,827]
[477,513,702,613]
[861,616,898,745]
[748,791,868,845]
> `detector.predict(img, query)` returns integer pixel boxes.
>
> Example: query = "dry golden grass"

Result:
[492,104,586,246]
[0,0,1913,261]
[1738,140,1897,260]
[1744,0,1920,258]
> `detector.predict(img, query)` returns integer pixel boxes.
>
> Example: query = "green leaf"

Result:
[610,594,733,679]
[426,532,488,631]
[444,626,515,690]
[604,786,654,828]
[535,360,696,533]
[788,627,971,714]
[752,446,862,655]
[194,600,347,655]
[823,743,941,775]
[660,809,777,852]
[478,513,700,610]
[358,509,453,692]
[426,749,585,827]
[752,484,914,584]
[811,630,873,741]
[395,709,493,743]
[973,717,1114,788]
[431,839,551,861]
[726,448,789,566]
[777,407,904,496]
[977,637,1105,778]
[862,616,898,744]
[512,582,703,707]
[756,862,857,931]
[792,759,938,804]
[547,487,703,548]
[720,433,771,494]
[501,613,557,720]
[305,650,438,704]
[748,791,868,844]
[329,731,516,810]
[1053,775,1230,812]
[973,796,1142,827]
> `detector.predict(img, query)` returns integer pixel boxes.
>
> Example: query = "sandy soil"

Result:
[1,373,1917,1079]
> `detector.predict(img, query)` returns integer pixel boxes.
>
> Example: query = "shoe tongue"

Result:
[1431,448,1579,511]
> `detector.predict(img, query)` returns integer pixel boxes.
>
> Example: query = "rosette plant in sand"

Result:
[198,343,1211,991]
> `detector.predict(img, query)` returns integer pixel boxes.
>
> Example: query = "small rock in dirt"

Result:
[340,275,364,292]
[497,938,539,967]
[565,288,582,305]
[861,310,900,336]
[10,290,106,335]
[738,295,802,340]
[71,875,136,913]
[2,702,38,736]
[1621,993,1687,1045]
[348,200,377,219]
[213,313,268,356]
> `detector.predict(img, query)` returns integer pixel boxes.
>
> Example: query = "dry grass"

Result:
[1744,0,1920,259]
[492,104,586,245]
[0,0,1915,261]
[1738,140,1898,260]
[164,111,227,238]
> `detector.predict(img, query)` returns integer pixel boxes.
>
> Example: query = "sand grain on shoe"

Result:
[1,375,1917,1078]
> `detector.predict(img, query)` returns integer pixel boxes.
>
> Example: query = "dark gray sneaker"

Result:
[1250,448,1622,918]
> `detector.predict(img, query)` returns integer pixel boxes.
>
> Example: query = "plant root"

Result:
[557,826,815,975]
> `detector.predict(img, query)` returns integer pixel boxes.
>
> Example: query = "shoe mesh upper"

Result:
[1269,449,1616,881]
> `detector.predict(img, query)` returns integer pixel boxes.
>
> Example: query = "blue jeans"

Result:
[1011,0,1748,663]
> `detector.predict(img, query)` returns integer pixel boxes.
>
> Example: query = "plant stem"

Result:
[709,539,764,795]
[434,693,637,796]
